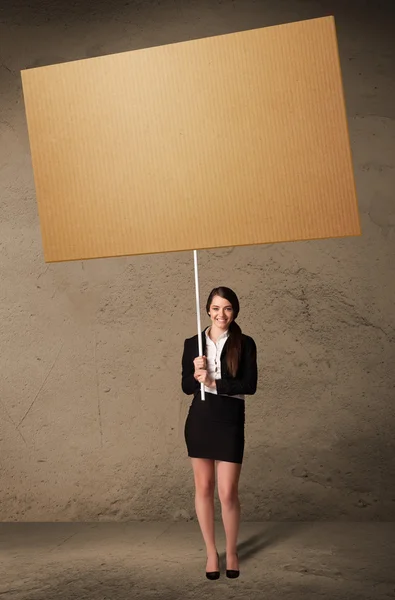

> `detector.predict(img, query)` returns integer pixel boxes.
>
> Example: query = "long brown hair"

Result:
[206,286,242,377]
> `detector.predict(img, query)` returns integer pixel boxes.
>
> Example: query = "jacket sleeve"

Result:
[215,336,257,396]
[181,339,199,395]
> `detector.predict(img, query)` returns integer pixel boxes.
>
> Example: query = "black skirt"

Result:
[184,390,245,464]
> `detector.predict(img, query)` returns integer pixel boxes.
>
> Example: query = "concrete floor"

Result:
[0,522,394,599]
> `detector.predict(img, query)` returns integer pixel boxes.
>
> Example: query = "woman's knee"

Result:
[195,477,215,498]
[218,485,239,508]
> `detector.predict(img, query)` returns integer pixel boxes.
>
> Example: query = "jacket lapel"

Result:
[220,336,229,359]
[200,328,208,355]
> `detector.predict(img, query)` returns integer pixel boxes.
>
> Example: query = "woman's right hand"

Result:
[193,356,207,372]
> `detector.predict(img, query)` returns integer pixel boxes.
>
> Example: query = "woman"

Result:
[181,286,258,580]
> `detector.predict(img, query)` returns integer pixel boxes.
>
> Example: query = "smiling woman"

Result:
[181,286,258,580]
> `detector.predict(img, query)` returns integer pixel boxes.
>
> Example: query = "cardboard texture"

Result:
[21,16,360,263]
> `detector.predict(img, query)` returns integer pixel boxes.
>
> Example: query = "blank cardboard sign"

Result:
[21,15,360,263]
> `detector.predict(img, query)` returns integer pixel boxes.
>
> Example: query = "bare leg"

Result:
[190,458,218,571]
[217,460,242,570]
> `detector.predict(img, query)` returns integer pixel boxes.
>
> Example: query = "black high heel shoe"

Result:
[206,551,220,580]
[226,552,240,578]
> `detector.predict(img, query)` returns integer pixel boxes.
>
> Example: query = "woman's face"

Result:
[209,295,234,331]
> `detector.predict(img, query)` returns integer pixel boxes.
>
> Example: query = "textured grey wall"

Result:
[1,0,394,521]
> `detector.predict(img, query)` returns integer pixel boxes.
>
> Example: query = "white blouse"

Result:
[203,328,245,400]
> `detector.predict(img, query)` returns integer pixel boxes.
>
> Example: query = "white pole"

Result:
[193,250,205,401]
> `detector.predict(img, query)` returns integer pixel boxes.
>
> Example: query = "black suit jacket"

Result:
[181,327,258,397]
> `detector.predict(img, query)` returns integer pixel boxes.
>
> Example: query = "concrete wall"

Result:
[1,0,394,521]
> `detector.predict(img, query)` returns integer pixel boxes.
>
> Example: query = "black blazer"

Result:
[181,327,258,397]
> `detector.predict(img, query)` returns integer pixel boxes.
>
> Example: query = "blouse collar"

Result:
[205,327,229,342]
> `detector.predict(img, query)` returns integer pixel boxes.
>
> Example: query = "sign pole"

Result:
[193,250,205,401]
